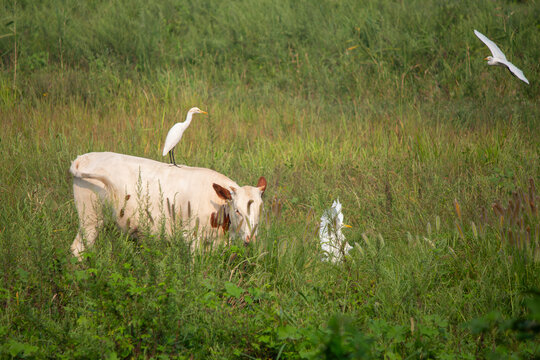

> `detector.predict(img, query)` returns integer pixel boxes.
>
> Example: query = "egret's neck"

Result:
[487,57,500,66]
[183,112,194,126]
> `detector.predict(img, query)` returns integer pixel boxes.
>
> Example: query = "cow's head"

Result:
[212,177,267,243]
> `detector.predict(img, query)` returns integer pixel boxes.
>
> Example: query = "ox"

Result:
[69,152,267,258]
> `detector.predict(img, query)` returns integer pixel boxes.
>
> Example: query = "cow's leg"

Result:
[71,177,106,259]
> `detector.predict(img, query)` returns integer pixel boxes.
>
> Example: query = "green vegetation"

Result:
[1,0,539,358]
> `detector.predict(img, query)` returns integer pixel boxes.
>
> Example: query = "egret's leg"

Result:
[168,151,173,164]
[171,149,177,166]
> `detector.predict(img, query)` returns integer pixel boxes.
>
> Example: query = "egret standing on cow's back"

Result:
[162,107,207,165]
[474,29,529,84]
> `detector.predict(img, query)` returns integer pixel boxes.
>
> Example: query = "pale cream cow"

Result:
[69,152,267,258]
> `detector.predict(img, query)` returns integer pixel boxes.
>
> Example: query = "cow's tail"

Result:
[70,154,117,193]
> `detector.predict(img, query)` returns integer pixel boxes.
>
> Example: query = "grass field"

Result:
[1,0,539,358]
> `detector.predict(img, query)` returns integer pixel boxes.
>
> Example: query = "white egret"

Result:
[319,199,352,263]
[474,29,529,84]
[162,107,207,165]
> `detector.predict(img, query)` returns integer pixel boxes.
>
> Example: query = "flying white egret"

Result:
[162,107,207,165]
[474,29,529,84]
[319,199,352,263]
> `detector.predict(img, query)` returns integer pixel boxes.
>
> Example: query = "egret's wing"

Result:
[319,212,330,238]
[162,123,184,156]
[319,210,336,243]
[474,30,507,61]
[498,59,530,84]
[319,216,336,262]
[162,131,175,156]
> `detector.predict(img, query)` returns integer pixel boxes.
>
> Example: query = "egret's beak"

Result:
[343,224,352,228]
[484,57,489,61]
[200,110,208,114]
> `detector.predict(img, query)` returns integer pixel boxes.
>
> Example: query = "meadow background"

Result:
[1,0,539,358]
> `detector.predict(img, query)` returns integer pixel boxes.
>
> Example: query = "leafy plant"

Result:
[467,290,540,358]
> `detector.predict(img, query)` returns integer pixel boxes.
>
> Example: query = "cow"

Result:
[69,152,267,258]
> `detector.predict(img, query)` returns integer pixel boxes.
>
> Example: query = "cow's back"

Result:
[72,152,237,236]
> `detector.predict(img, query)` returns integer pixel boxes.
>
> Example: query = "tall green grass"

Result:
[2,0,539,102]
[1,0,539,358]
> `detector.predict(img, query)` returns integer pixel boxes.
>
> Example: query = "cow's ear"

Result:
[213,183,232,200]
[257,176,267,195]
